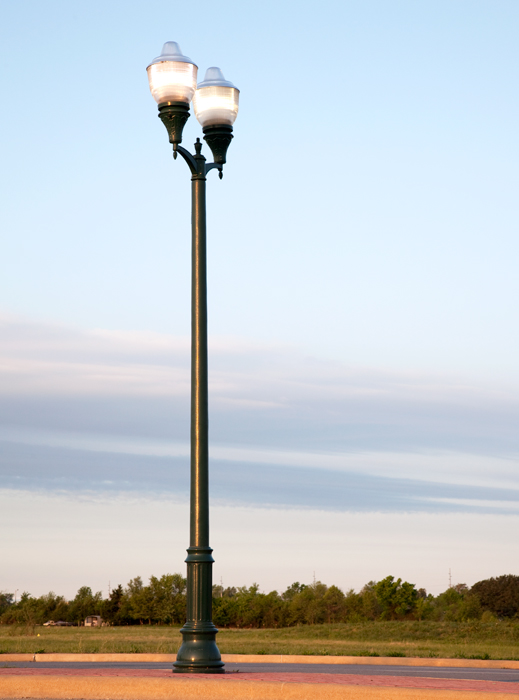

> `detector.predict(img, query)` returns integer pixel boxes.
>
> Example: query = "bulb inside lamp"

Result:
[193,67,239,127]
[147,41,197,104]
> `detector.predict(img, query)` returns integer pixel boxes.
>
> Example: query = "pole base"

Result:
[173,623,225,674]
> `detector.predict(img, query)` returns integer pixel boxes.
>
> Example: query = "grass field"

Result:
[1,622,518,659]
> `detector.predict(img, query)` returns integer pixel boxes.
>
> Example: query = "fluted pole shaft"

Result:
[173,158,224,674]
[190,175,209,550]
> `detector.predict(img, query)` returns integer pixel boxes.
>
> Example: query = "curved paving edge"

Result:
[0,676,515,700]
[1,653,519,669]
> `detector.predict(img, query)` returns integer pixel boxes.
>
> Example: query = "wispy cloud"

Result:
[3,441,519,514]
[1,314,519,512]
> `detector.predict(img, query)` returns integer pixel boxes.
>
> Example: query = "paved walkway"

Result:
[4,661,519,682]
[2,665,519,690]
[0,668,519,698]
[1,656,518,699]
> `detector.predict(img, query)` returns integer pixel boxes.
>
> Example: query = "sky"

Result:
[1,0,518,600]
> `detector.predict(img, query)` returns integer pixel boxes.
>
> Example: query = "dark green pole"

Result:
[173,142,224,674]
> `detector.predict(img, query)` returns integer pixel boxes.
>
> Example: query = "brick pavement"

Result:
[1,667,518,694]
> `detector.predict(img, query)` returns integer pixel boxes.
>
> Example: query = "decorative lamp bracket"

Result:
[175,141,224,180]
[175,145,197,174]
[158,103,190,147]
[203,124,233,165]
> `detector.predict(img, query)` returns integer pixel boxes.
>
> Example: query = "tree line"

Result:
[1,574,518,627]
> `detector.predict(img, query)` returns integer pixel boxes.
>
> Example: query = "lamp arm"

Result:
[174,145,197,175]
[205,162,224,179]
[174,141,224,180]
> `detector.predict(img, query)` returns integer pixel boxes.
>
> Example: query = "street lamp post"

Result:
[147,42,239,675]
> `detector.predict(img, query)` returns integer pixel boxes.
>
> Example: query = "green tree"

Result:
[102,585,126,625]
[432,585,481,622]
[287,581,328,625]
[471,575,519,619]
[68,586,102,624]
[212,585,237,599]
[38,592,69,623]
[359,581,381,620]
[0,592,14,616]
[322,585,346,623]
[342,588,365,622]
[414,594,435,621]
[282,582,307,601]
[125,576,153,624]
[374,576,418,620]
[0,591,68,626]
[148,573,186,624]
[458,593,482,621]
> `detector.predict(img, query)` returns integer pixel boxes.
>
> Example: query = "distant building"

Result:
[84,615,103,627]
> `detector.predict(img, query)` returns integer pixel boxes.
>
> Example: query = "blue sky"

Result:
[1,0,518,598]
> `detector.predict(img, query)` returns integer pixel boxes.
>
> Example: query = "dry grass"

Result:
[1,621,518,660]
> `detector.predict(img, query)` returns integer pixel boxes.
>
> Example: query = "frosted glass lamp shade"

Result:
[193,67,239,128]
[147,42,197,105]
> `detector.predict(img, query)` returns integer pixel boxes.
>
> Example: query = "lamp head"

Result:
[147,42,198,146]
[147,42,197,104]
[193,67,239,164]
